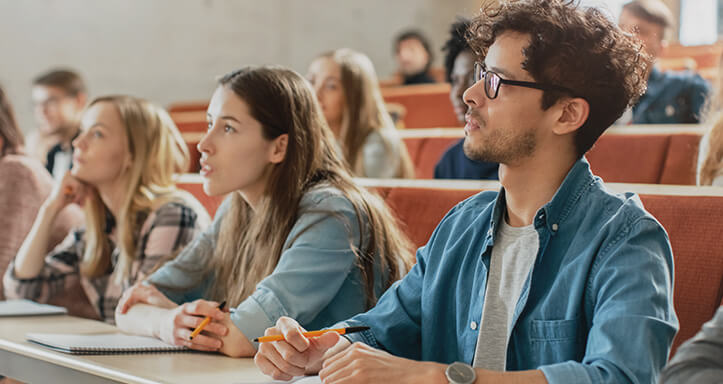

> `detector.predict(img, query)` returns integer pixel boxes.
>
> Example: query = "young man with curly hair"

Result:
[255,1,678,383]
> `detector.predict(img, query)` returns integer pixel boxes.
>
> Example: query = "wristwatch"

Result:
[445,362,476,384]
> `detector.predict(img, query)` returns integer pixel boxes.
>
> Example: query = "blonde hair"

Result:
[205,67,414,308]
[319,49,415,178]
[80,96,200,282]
[699,111,723,185]
[699,57,723,185]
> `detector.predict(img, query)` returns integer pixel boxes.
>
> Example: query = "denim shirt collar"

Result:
[487,157,595,243]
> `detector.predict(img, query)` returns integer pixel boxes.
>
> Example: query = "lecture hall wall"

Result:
[0,0,480,133]
[0,0,680,133]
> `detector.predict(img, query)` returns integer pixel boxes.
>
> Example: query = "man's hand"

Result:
[318,342,447,384]
[255,317,348,381]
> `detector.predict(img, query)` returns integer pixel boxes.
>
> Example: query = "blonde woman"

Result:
[3,96,210,322]
[115,67,414,357]
[697,58,723,186]
[307,49,414,178]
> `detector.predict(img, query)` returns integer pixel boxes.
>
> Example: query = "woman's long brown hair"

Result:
[0,85,24,156]
[206,67,414,308]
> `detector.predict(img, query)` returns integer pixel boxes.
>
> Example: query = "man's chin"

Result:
[464,136,509,163]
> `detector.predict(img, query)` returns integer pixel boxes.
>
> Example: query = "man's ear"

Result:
[269,134,288,164]
[552,97,589,136]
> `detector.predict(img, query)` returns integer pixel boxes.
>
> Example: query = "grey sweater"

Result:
[660,306,723,383]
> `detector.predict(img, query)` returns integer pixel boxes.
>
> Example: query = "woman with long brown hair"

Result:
[115,66,414,357]
[307,48,415,178]
[4,95,210,322]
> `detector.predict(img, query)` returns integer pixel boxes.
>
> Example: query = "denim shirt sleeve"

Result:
[333,198,477,361]
[336,246,426,360]
[539,217,678,384]
[230,193,362,346]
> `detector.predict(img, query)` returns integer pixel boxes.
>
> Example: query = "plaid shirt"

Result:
[3,201,208,323]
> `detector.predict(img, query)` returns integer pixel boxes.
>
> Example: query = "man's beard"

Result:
[463,111,537,163]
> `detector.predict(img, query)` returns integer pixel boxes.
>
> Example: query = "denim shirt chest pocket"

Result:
[519,316,586,366]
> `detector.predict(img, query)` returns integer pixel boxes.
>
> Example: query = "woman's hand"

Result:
[158,299,228,352]
[117,283,176,314]
[45,171,88,215]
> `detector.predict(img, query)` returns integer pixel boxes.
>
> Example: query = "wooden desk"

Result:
[0,315,272,383]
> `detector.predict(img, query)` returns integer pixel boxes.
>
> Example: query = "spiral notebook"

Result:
[26,332,188,355]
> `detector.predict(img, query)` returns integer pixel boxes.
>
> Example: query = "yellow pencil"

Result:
[189,301,226,340]
[254,326,370,343]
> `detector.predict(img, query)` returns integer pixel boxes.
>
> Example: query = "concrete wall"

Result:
[0,0,481,133]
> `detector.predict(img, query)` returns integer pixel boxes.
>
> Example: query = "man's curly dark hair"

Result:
[468,0,651,157]
[442,18,472,83]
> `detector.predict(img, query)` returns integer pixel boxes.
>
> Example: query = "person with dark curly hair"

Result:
[434,18,499,180]
[255,1,676,383]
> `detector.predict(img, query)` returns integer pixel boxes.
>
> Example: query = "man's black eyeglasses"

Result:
[474,62,576,99]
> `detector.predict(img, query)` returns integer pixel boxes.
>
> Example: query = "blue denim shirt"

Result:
[340,158,678,384]
[147,186,386,346]
[632,67,710,124]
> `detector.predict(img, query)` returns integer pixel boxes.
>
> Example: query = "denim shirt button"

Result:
[552,223,559,231]
[470,321,478,330]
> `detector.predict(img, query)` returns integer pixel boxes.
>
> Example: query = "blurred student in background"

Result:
[618,0,710,124]
[660,306,723,383]
[4,95,209,323]
[697,57,723,186]
[0,84,82,300]
[434,18,499,180]
[307,49,414,178]
[30,69,88,179]
[394,30,436,85]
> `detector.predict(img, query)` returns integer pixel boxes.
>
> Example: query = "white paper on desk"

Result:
[235,375,321,384]
[0,299,67,317]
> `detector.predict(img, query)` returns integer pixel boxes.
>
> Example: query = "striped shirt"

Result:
[3,201,208,323]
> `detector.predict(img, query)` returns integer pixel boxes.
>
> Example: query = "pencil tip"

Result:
[253,338,259,342]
